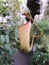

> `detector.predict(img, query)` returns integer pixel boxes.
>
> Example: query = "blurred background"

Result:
[0,0,49,65]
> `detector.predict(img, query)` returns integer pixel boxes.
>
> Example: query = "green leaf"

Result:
[5,35,9,44]
[38,19,49,30]
[1,35,5,43]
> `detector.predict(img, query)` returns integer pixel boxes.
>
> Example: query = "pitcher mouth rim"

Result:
[19,21,31,28]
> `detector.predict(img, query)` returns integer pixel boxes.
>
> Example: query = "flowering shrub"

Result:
[0,0,22,65]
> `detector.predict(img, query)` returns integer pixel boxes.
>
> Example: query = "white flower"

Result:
[0,16,3,23]
[3,17,7,23]
[32,46,36,51]
[4,0,6,2]
[6,16,12,19]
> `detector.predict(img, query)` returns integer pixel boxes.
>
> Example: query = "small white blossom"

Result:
[32,46,36,51]
[3,17,7,23]
[0,16,3,23]
[6,16,12,19]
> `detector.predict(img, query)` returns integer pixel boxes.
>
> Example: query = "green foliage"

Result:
[29,19,49,65]
[29,47,49,65]
[38,19,49,30]
[0,30,16,65]
[0,0,22,65]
